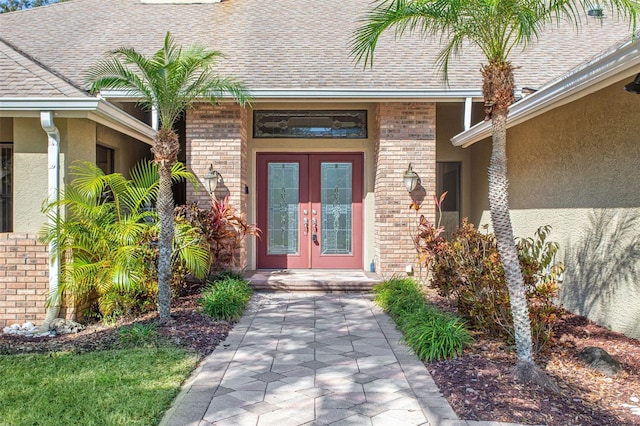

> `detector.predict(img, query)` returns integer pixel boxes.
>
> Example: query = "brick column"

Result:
[186,103,249,269]
[374,102,436,276]
[0,233,49,327]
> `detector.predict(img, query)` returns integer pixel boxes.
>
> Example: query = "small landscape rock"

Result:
[49,318,85,334]
[578,346,622,376]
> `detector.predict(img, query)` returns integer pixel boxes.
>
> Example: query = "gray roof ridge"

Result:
[0,36,88,97]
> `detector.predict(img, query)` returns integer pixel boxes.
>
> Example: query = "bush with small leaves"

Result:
[416,218,563,352]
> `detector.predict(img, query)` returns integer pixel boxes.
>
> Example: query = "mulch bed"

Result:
[1,291,638,425]
[425,292,640,426]
[0,294,231,357]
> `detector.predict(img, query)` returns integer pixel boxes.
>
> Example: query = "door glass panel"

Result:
[267,163,299,255]
[320,163,352,255]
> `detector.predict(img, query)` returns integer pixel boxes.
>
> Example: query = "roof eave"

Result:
[0,97,156,144]
[100,88,485,102]
[451,37,640,148]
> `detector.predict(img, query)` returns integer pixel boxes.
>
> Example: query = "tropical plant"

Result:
[175,196,261,272]
[352,0,637,387]
[86,32,249,322]
[419,219,564,353]
[40,160,209,318]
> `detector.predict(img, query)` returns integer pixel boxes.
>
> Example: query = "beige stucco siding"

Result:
[0,117,12,141]
[12,118,49,233]
[469,82,640,338]
[97,124,152,176]
[435,102,486,225]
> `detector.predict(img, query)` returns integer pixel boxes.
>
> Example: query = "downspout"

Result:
[464,97,472,131]
[39,111,60,331]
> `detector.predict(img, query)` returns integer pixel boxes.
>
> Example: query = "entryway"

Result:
[256,153,363,269]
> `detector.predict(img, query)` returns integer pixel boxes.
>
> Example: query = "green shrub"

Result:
[416,218,563,352]
[200,275,253,321]
[374,277,472,361]
[118,323,160,348]
[400,305,472,362]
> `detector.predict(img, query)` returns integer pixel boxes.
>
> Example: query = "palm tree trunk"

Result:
[154,128,179,323]
[485,63,558,390]
[156,161,174,322]
[488,109,534,365]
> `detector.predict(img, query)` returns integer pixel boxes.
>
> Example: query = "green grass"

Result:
[0,347,198,426]
[373,276,473,362]
[200,274,253,321]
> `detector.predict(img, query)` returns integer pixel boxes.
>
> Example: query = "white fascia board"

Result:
[451,37,640,148]
[0,97,155,144]
[0,97,101,110]
[100,88,485,102]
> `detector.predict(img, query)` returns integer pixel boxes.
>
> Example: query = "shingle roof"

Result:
[0,0,636,95]
[0,38,86,97]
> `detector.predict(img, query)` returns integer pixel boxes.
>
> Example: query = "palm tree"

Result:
[351,0,637,387]
[40,161,210,317]
[86,32,249,322]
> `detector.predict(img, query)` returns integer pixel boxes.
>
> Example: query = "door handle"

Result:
[303,218,309,236]
[312,218,318,243]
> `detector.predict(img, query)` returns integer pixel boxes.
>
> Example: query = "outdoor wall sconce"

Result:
[587,7,603,17]
[403,163,420,193]
[203,164,220,194]
[624,73,640,94]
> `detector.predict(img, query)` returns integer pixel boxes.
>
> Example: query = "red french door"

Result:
[257,153,363,269]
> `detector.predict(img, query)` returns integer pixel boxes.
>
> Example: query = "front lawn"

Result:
[0,347,198,426]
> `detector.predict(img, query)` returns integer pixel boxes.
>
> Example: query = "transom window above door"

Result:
[253,110,367,139]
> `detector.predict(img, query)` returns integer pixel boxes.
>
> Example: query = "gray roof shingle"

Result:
[0,0,636,95]
[0,39,86,97]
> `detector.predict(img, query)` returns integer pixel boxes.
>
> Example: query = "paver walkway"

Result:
[161,292,520,426]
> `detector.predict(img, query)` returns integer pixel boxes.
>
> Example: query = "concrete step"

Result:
[245,270,381,292]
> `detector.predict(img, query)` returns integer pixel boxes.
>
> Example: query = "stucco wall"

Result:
[97,124,152,176]
[0,117,12,141]
[435,102,485,226]
[13,117,49,233]
[468,82,640,339]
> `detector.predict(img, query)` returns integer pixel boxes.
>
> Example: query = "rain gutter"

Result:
[451,37,640,148]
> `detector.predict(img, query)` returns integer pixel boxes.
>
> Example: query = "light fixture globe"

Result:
[203,164,219,194]
[403,163,419,193]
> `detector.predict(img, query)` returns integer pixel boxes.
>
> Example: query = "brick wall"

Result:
[186,103,249,269]
[374,102,437,276]
[0,233,49,327]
